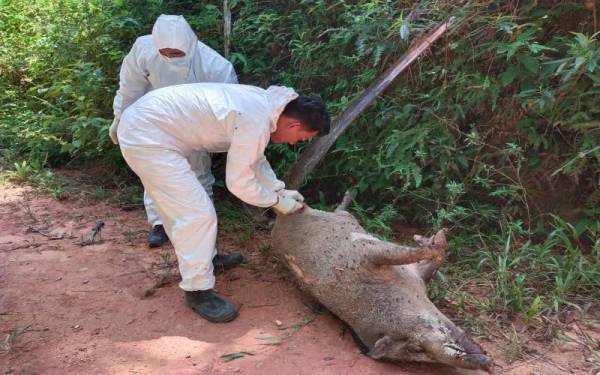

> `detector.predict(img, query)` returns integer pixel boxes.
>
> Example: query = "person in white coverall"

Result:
[117,83,330,322]
[109,14,238,249]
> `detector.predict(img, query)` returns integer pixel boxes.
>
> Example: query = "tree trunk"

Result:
[223,0,231,59]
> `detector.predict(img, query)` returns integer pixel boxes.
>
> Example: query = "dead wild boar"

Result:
[271,205,494,374]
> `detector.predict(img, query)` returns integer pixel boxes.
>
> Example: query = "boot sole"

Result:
[213,262,243,274]
[192,307,239,323]
[148,238,170,248]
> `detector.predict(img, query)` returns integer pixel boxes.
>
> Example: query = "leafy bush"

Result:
[232,0,600,314]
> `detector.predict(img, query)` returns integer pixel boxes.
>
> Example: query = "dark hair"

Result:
[282,95,331,135]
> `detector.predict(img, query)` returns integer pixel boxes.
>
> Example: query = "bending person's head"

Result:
[272,96,330,145]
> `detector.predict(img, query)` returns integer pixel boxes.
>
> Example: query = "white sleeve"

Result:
[225,124,278,207]
[221,61,238,84]
[112,42,150,119]
[254,157,285,192]
[197,42,238,84]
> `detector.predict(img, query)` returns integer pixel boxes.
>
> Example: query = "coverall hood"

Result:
[113,14,237,120]
[152,15,198,62]
[265,86,299,133]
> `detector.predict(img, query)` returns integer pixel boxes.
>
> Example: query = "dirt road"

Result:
[0,182,595,374]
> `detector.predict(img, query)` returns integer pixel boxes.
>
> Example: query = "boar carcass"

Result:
[271,206,493,373]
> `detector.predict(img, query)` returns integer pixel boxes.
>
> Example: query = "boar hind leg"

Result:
[363,229,447,266]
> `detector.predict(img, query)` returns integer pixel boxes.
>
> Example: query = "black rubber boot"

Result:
[148,225,169,248]
[213,253,244,274]
[185,289,238,322]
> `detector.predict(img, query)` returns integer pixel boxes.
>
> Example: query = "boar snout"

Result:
[421,322,494,373]
[368,332,493,373]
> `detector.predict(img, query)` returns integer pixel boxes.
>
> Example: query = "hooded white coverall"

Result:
[118,83,294,291]
[112,15,238,227]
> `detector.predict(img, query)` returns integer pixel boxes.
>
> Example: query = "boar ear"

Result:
[368,335,391,359]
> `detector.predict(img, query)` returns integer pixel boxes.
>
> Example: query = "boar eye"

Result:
[406,343,424,353]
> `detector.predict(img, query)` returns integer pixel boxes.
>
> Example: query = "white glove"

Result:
[109,117,120,144]
[273,194,303,215]
[277,189,304,203]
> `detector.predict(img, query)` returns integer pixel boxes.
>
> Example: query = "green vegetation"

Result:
[1,0,598,324]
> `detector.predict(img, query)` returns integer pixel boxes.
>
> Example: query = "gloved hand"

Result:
[109,117,120,144]
[277,189,304,203]
[272,194,303,215]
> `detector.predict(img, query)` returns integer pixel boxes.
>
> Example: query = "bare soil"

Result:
[1,181,598,375]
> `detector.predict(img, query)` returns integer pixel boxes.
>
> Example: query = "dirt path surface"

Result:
[0,182,597,375]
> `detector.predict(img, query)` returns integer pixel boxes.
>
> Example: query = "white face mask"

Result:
[158,53,190,67]
[149,55,193,88]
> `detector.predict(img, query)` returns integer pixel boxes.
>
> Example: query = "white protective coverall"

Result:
[118,83,294,291]
[112,14,238,227]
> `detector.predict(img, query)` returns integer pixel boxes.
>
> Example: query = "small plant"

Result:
[112,184,143,210]
[259,244,272,257]
[29,170,70,200]
[158,251,173,269]
[7,160,42,183]
[503,327,526,363]
[2,325,32,353]
[19,199,38,224]
[121,228,140,244]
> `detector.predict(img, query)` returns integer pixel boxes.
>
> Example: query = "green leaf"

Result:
[61,144,76,153]
[399,22,410,41]
[229,52,248,69]
[220,351,254,362]
[500,65,519,87]
[358,178,369,193]
[290,319,312,329]
[527,43,556,54]
[517,54,538,74]
[587,57,598,73]
[572,32,590,48]
[574,56,586,71]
